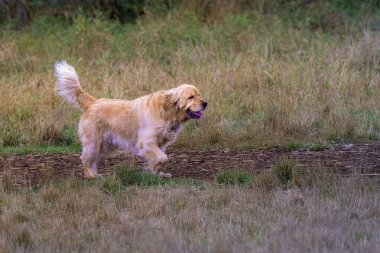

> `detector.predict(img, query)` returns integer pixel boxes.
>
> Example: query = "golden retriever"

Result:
[54,61,207,178]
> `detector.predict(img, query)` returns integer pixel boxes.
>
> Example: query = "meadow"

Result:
[0,1,380,252]
[0,0,379,150]
[0,165,379,253]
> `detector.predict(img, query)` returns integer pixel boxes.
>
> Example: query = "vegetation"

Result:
[0,167,379,252]
[215,169,252,186]
[272,158,306,188]
[1,2,379,250]
[0,0,379,150]
[115,166,201,187]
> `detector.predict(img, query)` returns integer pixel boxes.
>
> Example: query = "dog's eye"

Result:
[188,96,194,99]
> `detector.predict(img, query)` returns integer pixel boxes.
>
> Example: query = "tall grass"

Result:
[0,2,379,149]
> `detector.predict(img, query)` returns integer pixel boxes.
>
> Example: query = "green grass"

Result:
[284,141,304,151]
[284,141,329,151]
[215,170,253,186]
[0,141,332,155]
[0,144,81,155]
[115,166,202,188]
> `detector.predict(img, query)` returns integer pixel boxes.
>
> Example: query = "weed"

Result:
[102,177,122,194]
[1,129,21,147]
[116,167,163,186]
[215,170,252,186]
[39,121,77,146]
[15,227,32,247]
[252,173,276,191]
[308,142,327,151]
[284,141,303,151]
[272,158,307,188]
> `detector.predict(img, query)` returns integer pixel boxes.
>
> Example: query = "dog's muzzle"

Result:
[186,101,207,119]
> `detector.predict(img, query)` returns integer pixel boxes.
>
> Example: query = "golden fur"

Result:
[54,61,207,178]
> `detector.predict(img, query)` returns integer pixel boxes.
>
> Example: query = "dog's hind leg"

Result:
[79,127,102,179]
[80,143,101,178]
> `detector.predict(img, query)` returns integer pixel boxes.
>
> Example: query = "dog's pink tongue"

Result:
[195,111,203,118]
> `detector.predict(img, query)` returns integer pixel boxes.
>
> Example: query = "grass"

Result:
[215,169,252,186]
[0,144,81,155]
[115,166,202,188]
[0,2,379,251]
[0,168,379,252]
[0,2,379,150]
[272,158,307,188]
[283,140,329,151]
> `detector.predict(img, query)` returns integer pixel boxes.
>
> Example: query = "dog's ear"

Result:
[163,88,188,111]
[163,90,180,110]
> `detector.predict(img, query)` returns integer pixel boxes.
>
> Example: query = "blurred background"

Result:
[0,0,379,150]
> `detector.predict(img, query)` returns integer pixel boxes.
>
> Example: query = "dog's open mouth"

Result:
[186,109,203,119]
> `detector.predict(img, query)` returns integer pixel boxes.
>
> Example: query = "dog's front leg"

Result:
[139,141,172,178]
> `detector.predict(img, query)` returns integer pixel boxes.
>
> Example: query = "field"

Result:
[1,149,380,252]
[0,1,380,252]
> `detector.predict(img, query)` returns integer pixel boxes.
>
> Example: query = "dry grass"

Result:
[0,4,378,251]
[0,5,379,149]
[0,173,379,253]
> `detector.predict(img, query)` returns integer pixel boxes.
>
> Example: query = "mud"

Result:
[0,142,379,187]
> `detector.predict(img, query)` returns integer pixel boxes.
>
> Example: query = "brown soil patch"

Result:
[0,142,379,187]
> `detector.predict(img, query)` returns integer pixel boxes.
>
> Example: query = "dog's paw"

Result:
[84,171,102,179]
[84,174,96,179]
[159,172,172,178]
[94,173,103,178]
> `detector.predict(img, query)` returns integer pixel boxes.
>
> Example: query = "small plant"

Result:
[15,227,32,247]
[272,158,306,188]
[215,170,252,186]
[252,173,276,191]
[284,141,303,151]
[39,125,77,146]
[308,142,326,151]
[1,129,21,147]
[102,177,122,194]
[116,166,163,186]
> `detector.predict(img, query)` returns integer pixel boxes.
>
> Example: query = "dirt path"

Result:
[0,142,379,187]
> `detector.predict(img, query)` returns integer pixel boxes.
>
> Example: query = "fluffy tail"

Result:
[54,61,96,112]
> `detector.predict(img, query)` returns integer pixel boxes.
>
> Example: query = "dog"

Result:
[54,61,207,178]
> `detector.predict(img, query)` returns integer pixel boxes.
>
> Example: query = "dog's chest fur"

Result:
[157,120,183,146]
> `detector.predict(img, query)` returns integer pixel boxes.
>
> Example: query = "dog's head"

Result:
[163,84,207,121]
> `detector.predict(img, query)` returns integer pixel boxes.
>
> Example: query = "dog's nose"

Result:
[202,101,208,109]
